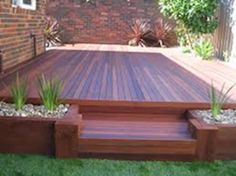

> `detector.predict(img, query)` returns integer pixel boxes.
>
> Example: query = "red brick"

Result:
[0,0,46,71]
[46,0,171,44]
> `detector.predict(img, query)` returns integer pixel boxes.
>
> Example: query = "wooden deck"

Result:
[78,112,197,160]
[0,49,211,104]
[1,46,236,160]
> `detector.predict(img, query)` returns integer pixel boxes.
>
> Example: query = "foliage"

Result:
[10,73,28,111]
[182,47,191,53]
[128,18,177,47]
[159,0,219,48]
[153,18,177,47]
[128,19,151,47]
[193,40,214,60]
[1,154,236,176]
[175,23,199,47]
[44,17,62,47]
[223,51,230,62]
[209,82,236,118]
[159,0,219,34]
[38,74,63,111]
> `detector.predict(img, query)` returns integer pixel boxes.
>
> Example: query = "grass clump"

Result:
[194,40,214,60]
[38,74,63,111]
[209,81,236,118]
[1,154,236,176]
[10,73,28,111]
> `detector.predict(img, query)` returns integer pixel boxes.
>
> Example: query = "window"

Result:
[12,0,18,6]
[12,0,36,10]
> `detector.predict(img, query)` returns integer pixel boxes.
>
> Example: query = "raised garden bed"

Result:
[188,110,236,160]
[0,104,82,158]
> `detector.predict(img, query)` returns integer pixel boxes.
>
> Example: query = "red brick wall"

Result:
[0,0,46,71]
[46,0,167,44]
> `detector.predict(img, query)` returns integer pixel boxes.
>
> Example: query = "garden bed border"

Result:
[188,110,236,161]
[0,104,82,158]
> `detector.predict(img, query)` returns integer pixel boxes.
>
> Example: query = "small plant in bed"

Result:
[128,19,151,47]
[10,73,28,111]
[44,17,62,47]
[195,82,236,124]
[0,74,69,118]
[193,40,214,60]
[152,18,177,48]
[37,74,68,116]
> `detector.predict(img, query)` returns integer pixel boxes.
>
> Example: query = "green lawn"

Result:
[0,154,236,176]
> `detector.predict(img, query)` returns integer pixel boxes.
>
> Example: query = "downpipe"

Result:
[30,33,37,57]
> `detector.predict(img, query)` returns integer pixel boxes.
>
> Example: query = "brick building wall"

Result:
[0,0,46,71]
[46,0,166,44]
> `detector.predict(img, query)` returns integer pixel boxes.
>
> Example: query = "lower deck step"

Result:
[78,114,196,156]
[79,137,196,155]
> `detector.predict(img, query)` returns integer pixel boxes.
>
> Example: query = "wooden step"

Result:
[78,115,196,156]
[82,112,185,122]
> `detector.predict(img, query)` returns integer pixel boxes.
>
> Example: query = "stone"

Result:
[195,109,236,125]
[0,101,69,119]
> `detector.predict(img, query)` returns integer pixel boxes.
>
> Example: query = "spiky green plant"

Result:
[194,40,214,60]
[38,74,64,111]
[128,19,151,47]
[209,82,236,118]
[44,17,62,47]
[10,73,28,111]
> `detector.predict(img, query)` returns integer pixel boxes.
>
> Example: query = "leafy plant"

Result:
[223,51,230,62]
[193,40,214,60]
[175,23,199,48]
[153,18,177,47]
[209,82,236,118]
[10,73,28,111]
[159,0,219,48]
[128,19,151,47]
[159,0,218,34]
[44,17,62,47]
[38,74,64,111]
[182,47,191,53]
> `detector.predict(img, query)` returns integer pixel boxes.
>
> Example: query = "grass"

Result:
[10,73,28,110]
[0,154,236,176]
[209,81,235,118]
[38,74,63,111]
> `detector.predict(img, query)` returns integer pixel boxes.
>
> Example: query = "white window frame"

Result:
[12,0,36,11]
[12,0,18,7]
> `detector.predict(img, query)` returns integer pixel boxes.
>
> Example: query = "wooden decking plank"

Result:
[0,49,215,104]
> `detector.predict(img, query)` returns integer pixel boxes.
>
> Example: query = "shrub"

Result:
[159,0,219,47]
[44,17,62,47]
[209,82,236,118]
[10,73,28,111]
[175,23,199,47]
[193,40,214,60]
[38,74,64,111]
[223,51,230,62]
[153,18,177,47]
[128,19,151,47]
[159,0,218,34]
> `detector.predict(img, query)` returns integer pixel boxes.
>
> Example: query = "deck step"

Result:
[78,116,196,155]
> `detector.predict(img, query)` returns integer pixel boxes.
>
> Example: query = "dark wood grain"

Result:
[215,126,236,160]
[0,50,211,103]
[187,111,236,161]
[55,105,82,158]
[0,117,55,155]
[1,49,236,161]
[78,111,196,157]
[0,105,81,157]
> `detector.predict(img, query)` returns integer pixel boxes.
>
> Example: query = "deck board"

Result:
[0,49,211,103]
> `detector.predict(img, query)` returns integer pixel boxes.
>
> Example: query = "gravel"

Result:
[195,109,236,125]
[0,101,70,118]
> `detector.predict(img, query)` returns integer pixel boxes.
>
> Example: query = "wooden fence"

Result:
[212,0,236,61]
